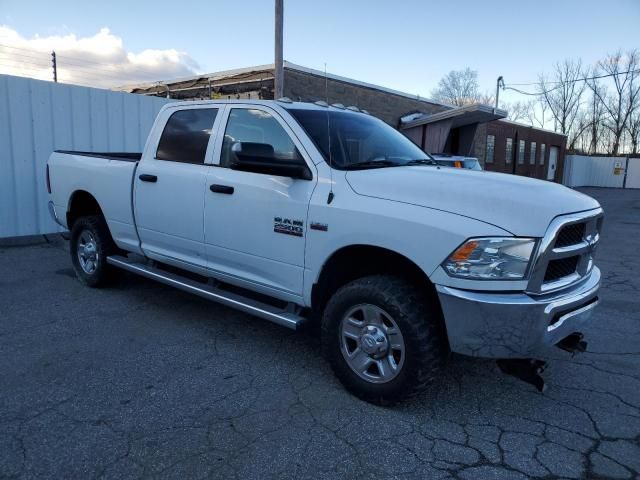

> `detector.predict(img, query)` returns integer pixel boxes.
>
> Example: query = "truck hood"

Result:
[345,166,600,236]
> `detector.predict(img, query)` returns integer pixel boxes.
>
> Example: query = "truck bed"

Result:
[48,150,141,254]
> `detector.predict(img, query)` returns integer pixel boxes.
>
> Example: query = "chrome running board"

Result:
[107,255,305,330]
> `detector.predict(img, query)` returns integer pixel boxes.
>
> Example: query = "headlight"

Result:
[443,238,537,280]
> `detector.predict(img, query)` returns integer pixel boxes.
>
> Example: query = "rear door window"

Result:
[156,108,218,164]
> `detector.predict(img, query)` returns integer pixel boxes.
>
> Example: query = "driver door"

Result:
[204,105,317,300]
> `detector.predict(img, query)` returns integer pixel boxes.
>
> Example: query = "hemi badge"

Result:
[310,222,328,232]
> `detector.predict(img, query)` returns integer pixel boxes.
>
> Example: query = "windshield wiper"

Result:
[406,158,437,166]
[343,159,401,170]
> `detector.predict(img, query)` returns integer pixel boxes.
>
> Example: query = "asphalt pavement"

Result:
[0,187,639,479]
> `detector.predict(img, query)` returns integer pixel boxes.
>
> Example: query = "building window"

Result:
[518,140,526,165]
[540,144,546,165]
[505,138,513,164]
[486,135,495,164]
[530,142,537,165]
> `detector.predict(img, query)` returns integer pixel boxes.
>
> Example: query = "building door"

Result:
[547,146,559,181]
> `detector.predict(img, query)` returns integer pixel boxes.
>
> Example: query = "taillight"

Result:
[46,164,51,194]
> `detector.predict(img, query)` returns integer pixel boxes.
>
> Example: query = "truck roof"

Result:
[165,98,370,115]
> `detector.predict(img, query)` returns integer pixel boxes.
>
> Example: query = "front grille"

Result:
[555,223,585,248]
[528,209,603,294]
[544,256,580,282]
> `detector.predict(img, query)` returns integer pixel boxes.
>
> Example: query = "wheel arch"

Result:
[66,190,105,230]
[311,244,441,314]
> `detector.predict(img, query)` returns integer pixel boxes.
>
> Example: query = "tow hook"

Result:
[556,332,587,356]
[496,358,547,393]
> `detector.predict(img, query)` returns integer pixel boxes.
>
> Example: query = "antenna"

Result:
[325,63,334,204]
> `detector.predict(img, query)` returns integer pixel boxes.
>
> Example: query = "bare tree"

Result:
[583,77,608,154]
[538,59,587,145]
[432,68,483,106]
[587,50,640,154]
[523,99,549,129]
[503,101,532,123]
[478,91,496,106]
[568,109,592,151]
[627,107,640,154]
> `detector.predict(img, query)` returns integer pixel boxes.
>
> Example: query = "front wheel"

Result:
[321,275,447,404]
[70,215,118,288]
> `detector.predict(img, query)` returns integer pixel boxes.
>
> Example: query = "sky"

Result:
[1,0,639,105]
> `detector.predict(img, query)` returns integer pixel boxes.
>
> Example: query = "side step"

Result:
[107,255,306,330]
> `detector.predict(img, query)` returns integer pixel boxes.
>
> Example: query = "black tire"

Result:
[321,275,447,405]
[70,215,118,288]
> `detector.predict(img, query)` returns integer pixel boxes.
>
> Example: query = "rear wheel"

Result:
[70,215,118,288]
[322,275,447,404]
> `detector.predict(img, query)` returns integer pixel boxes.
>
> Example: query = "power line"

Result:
[0,59,50,70]
[0,44,170,80]
[0,57,165,86]
[0,43,45,52]
[55,53,131,68]
[503,68,640,96]
[0,50,49,62]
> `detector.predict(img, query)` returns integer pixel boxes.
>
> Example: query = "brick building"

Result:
[122,62,566,182]
[401,107,567,182]
[123,61,449,126]
[474,121,566,182]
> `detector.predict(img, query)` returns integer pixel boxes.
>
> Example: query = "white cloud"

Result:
[0,26,200,88]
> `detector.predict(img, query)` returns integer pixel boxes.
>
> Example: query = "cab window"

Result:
[220,108,302,167]
[156,108,218,164]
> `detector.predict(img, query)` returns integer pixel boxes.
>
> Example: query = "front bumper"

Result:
[436,267,601,358]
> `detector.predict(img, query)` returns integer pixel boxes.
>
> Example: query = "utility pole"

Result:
[274,0,284,99]
[494,76,503,109]
[51,51,57,83]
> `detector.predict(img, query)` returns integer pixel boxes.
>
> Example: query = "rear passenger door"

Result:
[134,106,222,268]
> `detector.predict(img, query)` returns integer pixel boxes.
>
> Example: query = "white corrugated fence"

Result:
[563,154,640,189]
[0,74,172,238]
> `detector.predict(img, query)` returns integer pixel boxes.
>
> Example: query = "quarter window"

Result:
[485,135,495,164]
[505,138,513,164]
[156,108,218,164]
[221,108,302,168]
[530,142,537,165]
[518,140,526,165]
[540,143,546,165]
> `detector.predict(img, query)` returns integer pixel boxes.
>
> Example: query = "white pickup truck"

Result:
[47,99,603,403]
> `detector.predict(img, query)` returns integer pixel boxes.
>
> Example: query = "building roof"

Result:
[117,61,453,108]
[497,118,568,136]
[400,104,507,129]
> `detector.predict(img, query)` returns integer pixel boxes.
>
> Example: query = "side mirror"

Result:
[230,142,312,180]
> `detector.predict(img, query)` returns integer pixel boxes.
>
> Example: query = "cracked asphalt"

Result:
[1,187,639,479]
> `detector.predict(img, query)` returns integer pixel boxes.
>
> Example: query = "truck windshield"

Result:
[289,109,434,170]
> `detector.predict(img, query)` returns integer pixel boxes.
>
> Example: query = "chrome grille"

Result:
[544,256,580,282]
[527,208,603,294]
[555,223,586,248]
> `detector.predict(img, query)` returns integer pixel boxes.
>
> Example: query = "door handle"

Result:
[210,184,234,195]
[139,174,158,183]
